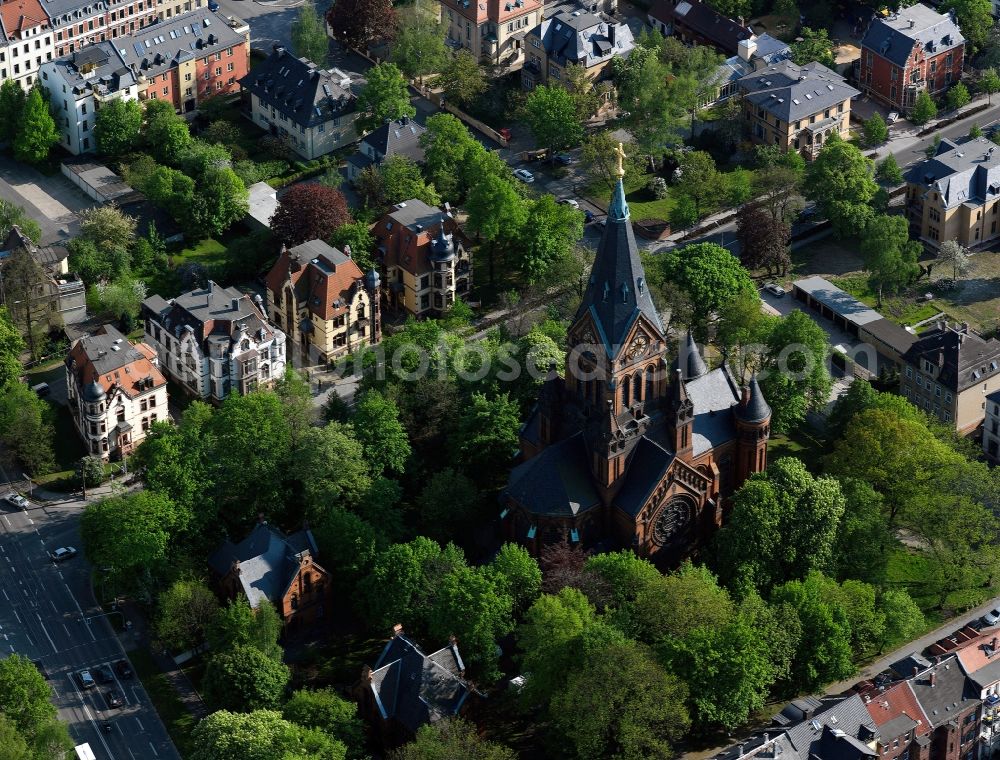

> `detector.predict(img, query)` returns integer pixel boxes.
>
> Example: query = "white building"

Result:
[0,0,57,89]
[65,324,168,459]
[141,281,287,402]
[41,42,138,154]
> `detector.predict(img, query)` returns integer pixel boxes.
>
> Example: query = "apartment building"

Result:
[738,60,859,159]
[141,281,287,402]
[41,42,138,154]
[859,3,964,114]
[905,137,1000,249]
[65,324,168,459]
[154,0,205,21]
[0,225,85,331]
[647,0,752,56]
[0,0,55,87]
[440,0,542,70]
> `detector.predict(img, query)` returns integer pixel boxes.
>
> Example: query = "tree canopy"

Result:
[354,62,416,135]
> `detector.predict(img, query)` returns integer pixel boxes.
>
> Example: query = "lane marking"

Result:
[26,518,32,525]
[1,590,6,601]
[2,516,9,527]
[127,747,137,760]
[67,677,116,760]
[13,609,20,623]
[136,717,145,732]
[64,584,95,642]
[62,623,71,639]
[49,600,57,614]
[36,614,56,653]
[148,741,159,757]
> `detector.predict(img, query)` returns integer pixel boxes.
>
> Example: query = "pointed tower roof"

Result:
[574,149,664,358]
[682,330,708,379]
[737,374,771,423]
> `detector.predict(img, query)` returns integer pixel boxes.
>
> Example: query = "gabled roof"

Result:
[861,3,964,68]
[908,655,980,728]
[207,523,320,609]
[506,432,603,517]
[358,118,426,164]
[864,681,931,742]
[737,60,859,123]
[902,320,1000,393]
[0,0,48,38]
[648,0,752,54]
[265,239,366,321]
[67,324,166,398]
[369,633,470,735]
[687,366,742,453]
[528,8,634,69]
[240,46,356,129]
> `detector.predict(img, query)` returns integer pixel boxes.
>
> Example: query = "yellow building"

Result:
[905,136,1000,249]
[440,0,542,70]
[738,60,859,159]
[265,240,382,367]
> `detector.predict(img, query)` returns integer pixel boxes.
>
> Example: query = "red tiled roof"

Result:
[266,243,365,321]
[864,681,931,739]
[70,338,166,398]
[440,0,540,25]
[0,0,48,35]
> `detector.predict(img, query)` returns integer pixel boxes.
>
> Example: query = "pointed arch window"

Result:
[632,371,642,402]
[621,375,630,407]
[645,367,655,401]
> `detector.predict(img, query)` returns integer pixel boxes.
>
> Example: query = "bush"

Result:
[648,176,669,200]
[233,159,289,186]
[78,456,105,487]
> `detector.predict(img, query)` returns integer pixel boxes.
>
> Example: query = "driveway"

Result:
[0,157,93,245]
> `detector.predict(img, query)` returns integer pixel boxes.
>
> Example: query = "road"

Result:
[0,493,179,760]
[0,156,91,246]
[887,99,1000,171]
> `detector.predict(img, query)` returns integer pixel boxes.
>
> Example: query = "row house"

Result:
[40,41,138,154]
[374,199,472,318]
[0,0,56,88]
[154,0,205,21]
[953,629,1000,756]
[46,0,157,61]
[141,280,287,402]
[265,239,381,367]
[439,0,542,71]
[984,390,1000,462]
[65,324,168,459]
[859,4,965,115]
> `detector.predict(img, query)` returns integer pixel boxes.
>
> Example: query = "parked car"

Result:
[765,283,786,298]
[75,670,96,690]
[559,198,580,209]
[104,690,123,709]
[5,493,29,509]
[31,382,49,397]
[983,607,1000,627]
[93,664,114,685]
[513,169,535,184]
[114,660,133,679]
[554,152,573,165]
[887,111,899,124]
[49,547,77,562]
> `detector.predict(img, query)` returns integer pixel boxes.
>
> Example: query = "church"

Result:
[501,152,771,564]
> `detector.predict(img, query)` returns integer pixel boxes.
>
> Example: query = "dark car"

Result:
[93,664,114,685]
[105,690,123,709]
[207,0,218,8]
[49,547,77,562]
[114,660,133,679]
[554,152,573,165]
[76,670,96,690]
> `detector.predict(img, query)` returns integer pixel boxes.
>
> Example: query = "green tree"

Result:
[517,194,584,283]
[94,98,143,156]
[351,390,410,476]
[0,199,41,243]
[911,90,938,125]
[451,392,520,486]
[580,132,642,196]
[652,242,756,324]
[803,136,878,238]
[290,1,329,64]
[550,639,691,760]
[675,150,720,218]
[146,105,192,164]
[296,423,371,523]
[0,306,25,389]
[190,166,249,238]
[155,576,221,653]
[524,85,584,157]
[876,154,904,185]
[490,543,542,616]
[283,688,363,753]
[942,0,993,50]
[329,220,376,272]
[207,598,284,662]
[762,309,832,432]
[584,551,661,610]
[669,194,699,230]
[435,49,487,108]
[937,239,973,281]
[80,204,138,253]
[203,645,291,712]
[419,112,480,199]
[360,154,440,211]
[87,273,147,322]
[715,458,845,592]
[834,478,894,585]
[465,175,527,284]
[628,563,735,644]
[391,719,515,760]
[0,654,73,759]
[791,27,836,69]
[946,81,971,110]
[312,507,381,591]
[0,79,25,144]
[863,113,889,145]
[415,468,479,541]
[13,87,57,164]
[860,214,921,305]
[191,709,346,760]
[391,1,447,83]
[354,62,416,135]
[970,122,984,138]
[980,67,1000,104]
[878,588,925,653]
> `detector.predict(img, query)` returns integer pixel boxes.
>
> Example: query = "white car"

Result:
[513,169,535,184]
[765,283,786,298]
[559,198,580,209]
[5,493,29,509]
[983,607,1000,627]
[887,111,899,124]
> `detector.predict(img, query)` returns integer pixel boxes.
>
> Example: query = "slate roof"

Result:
[909,655,980,729]
[735,374,770,425]
[264,239,366,321]
[50,41,136,98]
[115,9,244,80]
[358,117,426,164]
[0,225,68,274]
[861,4,964,68]
[66,324,166,397]
[686,366,741,455]
[506,433,603,517]
[648,0,752,54]
[901,320,1000,393]
[613,435,674,517]
[716,33,791,89]
[240,46,356,129]
[368,633,470,735]
[738,60,859,123]
[208,523,319,609]
[575,178,664,358]
[906,137,1000,210]
[527,7,634,69]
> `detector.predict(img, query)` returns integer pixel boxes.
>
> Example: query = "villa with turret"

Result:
[501,162,771,564]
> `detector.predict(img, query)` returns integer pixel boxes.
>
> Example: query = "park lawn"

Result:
[129,648,198,758]
[885,545,993,622]
[581,173,675,222]
[169,238,228,269]
[767,426,825,471]
[830,274,942,327]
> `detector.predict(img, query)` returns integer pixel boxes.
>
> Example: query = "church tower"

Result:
[734,374,771,486]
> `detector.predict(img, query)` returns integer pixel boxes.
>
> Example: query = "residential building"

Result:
[119,8,249,113]
[64,324,167,459]
[440,0,542,70]
[46,0,158,61]
[952,628,1000,756]
[712,696,879,760]
[154,0,204,21]
[984,390,1000,462]
[737,60,859,159]
[0,225,86,331]
[861,681,932,760]
[265,240,381,366]
[859,4,965,114]
[905,137,1000,249]
[208,522,333,631]
[907,656,982,760]
[647,0,752,56]
[522,4,634,91]
[0,0,55,88]
[141,280,287,402]
[239,46,359,161]
[347,117,426,181]
[501,169,770,562]
[899,319,1000,434]
[373,200,472,317]
[358,624,472,746]
[40,42,138,155]
[713,34,789,103]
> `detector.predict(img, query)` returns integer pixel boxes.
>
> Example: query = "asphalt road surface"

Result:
[0,495,178,760]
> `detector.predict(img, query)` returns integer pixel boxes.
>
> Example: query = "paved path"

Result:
[0,157,93,246]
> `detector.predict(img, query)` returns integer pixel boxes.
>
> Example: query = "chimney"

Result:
[231,298,239,311]
[608,23,616,46]
[257,512,266,525]
[741,385,751,405]
[930,671,936,687]
[993,636,998,649]
[739,36,757,62]
[449,634,458,646]
[343,244,352,258]
[231,559,240,575]
[961,321,970,333]
[392,623,404,637]
[361,665,373,684]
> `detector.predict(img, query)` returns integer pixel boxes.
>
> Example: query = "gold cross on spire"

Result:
[614,141,627,179]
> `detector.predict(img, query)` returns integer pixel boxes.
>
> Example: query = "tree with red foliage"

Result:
[326,0,396,53]
[269,183,352,246]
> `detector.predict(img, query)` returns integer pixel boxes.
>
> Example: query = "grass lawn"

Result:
[129,648,198,758]
[767,425,825,471]
[581,173,674,222]
[169,238,228,270]
[885,545,994,622]
[926,250,1000,335]
[830,274,943,326]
